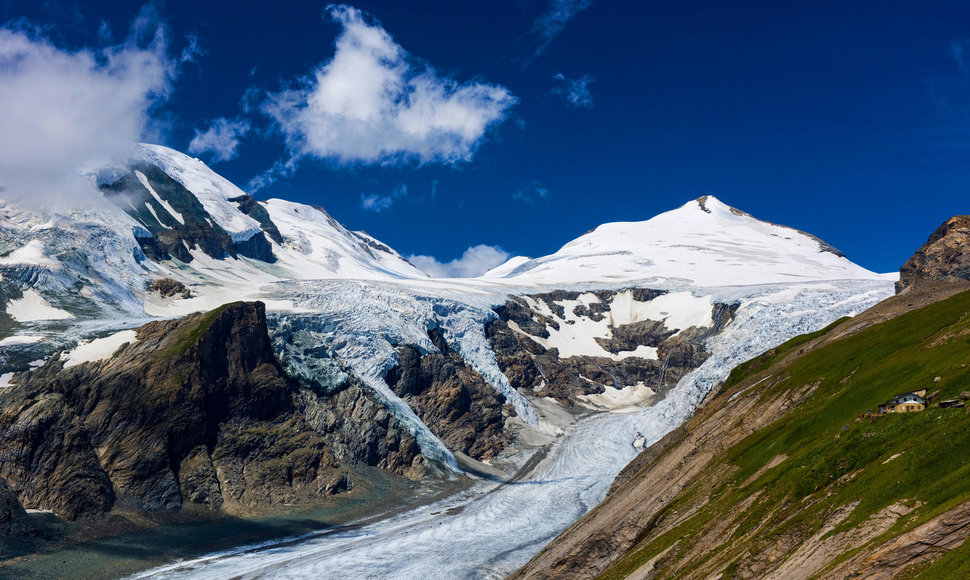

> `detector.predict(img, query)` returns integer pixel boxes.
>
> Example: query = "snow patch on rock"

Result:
[6,289,74,322]
[0,240,60,269]
[61,329,138,369]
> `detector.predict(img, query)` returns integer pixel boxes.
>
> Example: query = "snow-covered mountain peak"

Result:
[486,196,890,288]
[134,143,263,242]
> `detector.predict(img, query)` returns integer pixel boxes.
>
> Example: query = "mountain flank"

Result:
[513,217,970,580]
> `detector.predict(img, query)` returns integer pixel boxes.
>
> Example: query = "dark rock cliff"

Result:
[0,302,424,521]
[897,215,970,294]
[486,290,738,407]
[100,164,276,263]
[0,478,29,537]
[385,329,513,461]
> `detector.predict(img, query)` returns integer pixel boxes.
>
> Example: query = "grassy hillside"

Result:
[598,289,970,579]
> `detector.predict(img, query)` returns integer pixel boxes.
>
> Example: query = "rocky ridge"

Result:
[385,329,513,461]
[100,164,276,263]
[897,215,970,294]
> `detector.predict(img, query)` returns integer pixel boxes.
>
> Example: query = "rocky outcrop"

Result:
[148,277,191,298]
[830,499,970,578]
[0,302,424,521]
[897,215,970,294]
[385,329,513,461]
[0,478,29,537]
[487,290,737,407]
[229,194,284,244]
[100,164,275,263]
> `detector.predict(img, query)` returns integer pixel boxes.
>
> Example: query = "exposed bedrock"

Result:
[100,164,276,263]
[486,289,738,407]
[0,302,424,521]
[897,215,970,294]
[0,478,29,537]
[385,329,513,461]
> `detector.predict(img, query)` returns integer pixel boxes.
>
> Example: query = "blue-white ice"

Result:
[132,280,892,580]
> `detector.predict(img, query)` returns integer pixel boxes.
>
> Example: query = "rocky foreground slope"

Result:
[514,216,970,580]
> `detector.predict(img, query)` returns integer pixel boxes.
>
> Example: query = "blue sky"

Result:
[2,1,970,275]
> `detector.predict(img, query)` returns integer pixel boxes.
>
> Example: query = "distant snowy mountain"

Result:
[489,195,890,287]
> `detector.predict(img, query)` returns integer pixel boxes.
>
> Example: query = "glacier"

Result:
[130,279,893,579]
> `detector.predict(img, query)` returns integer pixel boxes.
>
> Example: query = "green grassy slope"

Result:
[600,289,970,579]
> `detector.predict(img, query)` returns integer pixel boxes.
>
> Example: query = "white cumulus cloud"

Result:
[0,18,176,205]
[260,5,517,169]
[188,117,251,162]
[408,244,511,278]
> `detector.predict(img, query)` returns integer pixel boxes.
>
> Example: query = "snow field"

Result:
[61,329,138,369]
[5,289,74,322]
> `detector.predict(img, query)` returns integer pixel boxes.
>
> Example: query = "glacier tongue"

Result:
[266,279,538,469]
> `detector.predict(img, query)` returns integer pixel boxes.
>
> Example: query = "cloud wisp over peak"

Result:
[361,184,408,212]
[408,244,511,278]
[188,117,251,162]
[255,4,516,183]
[0,16,177,205]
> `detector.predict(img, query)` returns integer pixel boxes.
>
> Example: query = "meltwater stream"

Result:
[132,281,893,580]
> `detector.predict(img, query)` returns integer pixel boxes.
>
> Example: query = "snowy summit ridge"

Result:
[489,195,889,287]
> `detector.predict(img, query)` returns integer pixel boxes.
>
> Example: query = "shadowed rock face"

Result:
[385,329,513,461]
[99,164,276,263]
[229,194,284,244]
[0,478,29,537]
[0,302,424,521]
[897,215,970,294]
[486,290,738,407]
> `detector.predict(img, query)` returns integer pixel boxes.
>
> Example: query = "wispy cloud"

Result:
[408,244,511,278]
[188,117,251,162]
[0,10,177,205]
[552,73,594,108]
[524,0,592,62]
[361,184,408,212]
[257,5,516,177]
[512,180,550,203]
[180,32,205,64]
